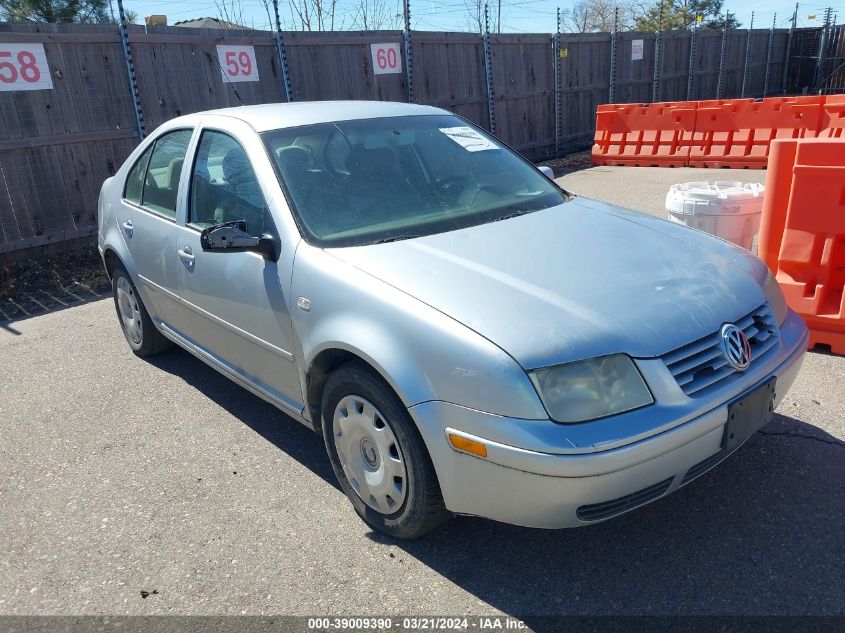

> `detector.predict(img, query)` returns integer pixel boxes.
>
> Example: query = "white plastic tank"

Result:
[665,181,765,251]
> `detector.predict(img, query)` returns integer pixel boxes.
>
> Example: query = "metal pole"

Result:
[609,6,618,103]
[781,2,798,94]
[813,7,832,93]
[554,7,561,157]
[116,0,144,139]
[403,0,413,102]
[687,16,698,100]
[497,0,501,34]
[763,13,777,96]
[272,0,293,102]
[482,2,495,133]
[652,0,663,102]
[717,10,729,99]
[741,11,754,98]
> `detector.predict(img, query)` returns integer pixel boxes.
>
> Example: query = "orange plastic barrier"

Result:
[592,95,837,169]
[760,138,845,354]
[688,97,824,168]
[592,102,696,167]
[818,94,845,139]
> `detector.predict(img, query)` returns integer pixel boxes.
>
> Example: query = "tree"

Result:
[560,0,637,33]
[287,0,340,30]
[634,0,741,31]
[0,0,112,23]
[463,0,501,34]
[350,0,401,30]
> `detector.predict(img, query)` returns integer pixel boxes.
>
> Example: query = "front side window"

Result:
[139,129,193,219]
[189,130,269,236]
[262,115,567,247]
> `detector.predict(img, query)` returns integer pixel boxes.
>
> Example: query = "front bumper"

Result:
[409,309,809,528]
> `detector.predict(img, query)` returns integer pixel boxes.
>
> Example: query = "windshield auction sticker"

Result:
[439,126,499,152]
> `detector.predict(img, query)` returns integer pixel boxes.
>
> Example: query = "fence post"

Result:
[813,7,833,93]
[763,13,776,97]
[781,2,797,94]
[687,18,698,100]
[554,7,561,156]
[652,1,663,102]
[403,0,414,102]
[609,6,618,103]
[741,11,754,97]
[717,11,729,98]
[272,0,293,102]
[116,0,144,139]
[482,2,496,133]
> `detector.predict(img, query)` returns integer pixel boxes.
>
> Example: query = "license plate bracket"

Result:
[724,377,777,453]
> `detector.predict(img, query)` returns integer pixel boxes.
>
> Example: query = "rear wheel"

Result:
[111,265,172,357]
[321,361,450,539]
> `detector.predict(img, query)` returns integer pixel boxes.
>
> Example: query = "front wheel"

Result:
[321,362,450,539]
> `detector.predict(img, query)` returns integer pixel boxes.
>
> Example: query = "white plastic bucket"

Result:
[665,181,765,251]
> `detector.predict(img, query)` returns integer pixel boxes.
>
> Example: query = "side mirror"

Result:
[538,165,555,179]
[200,220,279,262]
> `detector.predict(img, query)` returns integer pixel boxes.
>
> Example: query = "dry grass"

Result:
[0,246,110,303]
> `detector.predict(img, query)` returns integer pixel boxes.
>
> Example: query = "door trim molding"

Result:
[157,320,307,421]
[139,274,295,362]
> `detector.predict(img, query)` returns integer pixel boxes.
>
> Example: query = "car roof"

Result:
[187,101,449,133]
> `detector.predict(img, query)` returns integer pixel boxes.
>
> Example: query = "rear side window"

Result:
[124,146,152,205]
[124,129,192,219]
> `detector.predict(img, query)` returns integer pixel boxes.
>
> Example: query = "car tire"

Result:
[111,264,172,357]
[321,361,451,539]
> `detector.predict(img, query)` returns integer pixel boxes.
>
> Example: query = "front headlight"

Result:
[763,270,787,325]
[529,354,653,424]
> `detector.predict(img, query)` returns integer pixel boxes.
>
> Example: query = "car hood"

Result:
[327,197,768,369]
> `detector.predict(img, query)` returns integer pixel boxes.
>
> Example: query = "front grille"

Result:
[661,302,780,397]
[576,478,673,522]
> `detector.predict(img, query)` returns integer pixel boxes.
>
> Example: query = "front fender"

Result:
[290,245,546,421]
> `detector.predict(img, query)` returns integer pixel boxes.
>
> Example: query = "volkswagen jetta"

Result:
[98,102,808,538]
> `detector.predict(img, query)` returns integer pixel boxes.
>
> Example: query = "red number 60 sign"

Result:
[216,45,260,83]
[0,44,53,92]
[370,43,402,76]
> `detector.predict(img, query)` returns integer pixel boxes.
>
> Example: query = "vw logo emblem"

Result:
[721,323,751,371]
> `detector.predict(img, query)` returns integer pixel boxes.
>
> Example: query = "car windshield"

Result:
[262,115,568,247]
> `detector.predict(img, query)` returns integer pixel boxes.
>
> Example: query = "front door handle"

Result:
[177,246,195,264]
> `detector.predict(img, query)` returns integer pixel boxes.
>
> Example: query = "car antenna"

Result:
[214,56,244,105]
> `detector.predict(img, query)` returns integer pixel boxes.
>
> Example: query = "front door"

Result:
[174,129,303,414]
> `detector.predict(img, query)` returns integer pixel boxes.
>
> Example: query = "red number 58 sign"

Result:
[216,45,260,83]
[370,43,402,75]
[0,43,53,92]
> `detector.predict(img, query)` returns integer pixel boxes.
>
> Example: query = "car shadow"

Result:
[148,347,844,618]
[147,347,338,487]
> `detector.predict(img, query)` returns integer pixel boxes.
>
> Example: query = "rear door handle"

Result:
[177,246,195,264]
[121,219,133,235]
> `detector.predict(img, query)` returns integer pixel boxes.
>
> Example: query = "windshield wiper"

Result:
[370,234,423,244]
[492,209,535,223]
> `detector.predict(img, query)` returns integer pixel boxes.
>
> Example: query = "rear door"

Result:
[118,128,195,331]
[173,126,303,414]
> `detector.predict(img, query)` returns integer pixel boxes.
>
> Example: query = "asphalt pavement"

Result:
[1,165,843,619]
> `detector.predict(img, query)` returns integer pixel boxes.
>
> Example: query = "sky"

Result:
[119,0,844,33]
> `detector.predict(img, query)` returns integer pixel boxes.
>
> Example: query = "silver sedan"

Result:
[97,101,808,538]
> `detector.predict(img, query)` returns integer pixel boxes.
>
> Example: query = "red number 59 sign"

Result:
[216,45,260,83]
[0,43,53,92]
[370,43,402,75]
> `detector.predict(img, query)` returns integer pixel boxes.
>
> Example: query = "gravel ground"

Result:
[1,165,843,620]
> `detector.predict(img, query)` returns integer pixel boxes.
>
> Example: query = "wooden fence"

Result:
[0,22,795,258]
